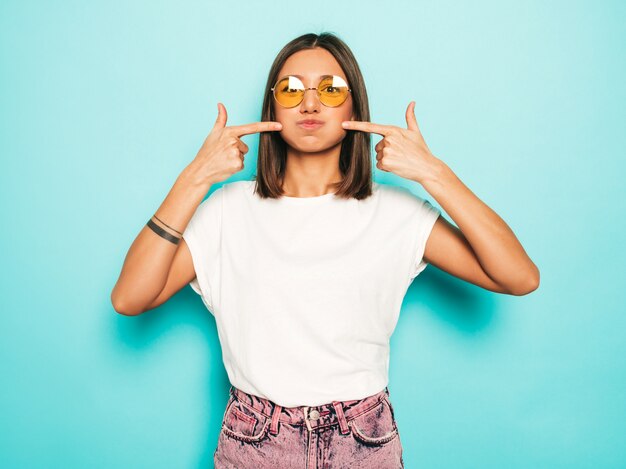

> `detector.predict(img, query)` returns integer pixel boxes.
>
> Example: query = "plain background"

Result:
[1,1,624,467]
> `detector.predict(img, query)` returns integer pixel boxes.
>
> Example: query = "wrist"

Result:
[178,164,214,192]
[418,157,455,195]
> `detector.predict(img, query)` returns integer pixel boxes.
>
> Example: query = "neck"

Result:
[281,142,343,197]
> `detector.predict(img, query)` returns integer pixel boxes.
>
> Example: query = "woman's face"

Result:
[273,48,354,153]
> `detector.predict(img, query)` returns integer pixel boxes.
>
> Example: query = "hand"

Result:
[188,103,282,186]
[341,101,441,184]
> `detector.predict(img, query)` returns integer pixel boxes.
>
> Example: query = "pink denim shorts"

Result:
[214,385,404,468]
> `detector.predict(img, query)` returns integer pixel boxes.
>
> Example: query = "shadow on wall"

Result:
[111,286,231,467]
[404,266,498,335]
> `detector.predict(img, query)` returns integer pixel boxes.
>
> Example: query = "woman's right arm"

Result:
[110,103,282,316]
[110,168,212,316]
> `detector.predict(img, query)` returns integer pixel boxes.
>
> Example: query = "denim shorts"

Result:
[213,385,404,468]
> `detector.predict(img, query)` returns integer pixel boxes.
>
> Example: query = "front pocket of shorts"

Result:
[221,398,270,443]
[348,397,399,446]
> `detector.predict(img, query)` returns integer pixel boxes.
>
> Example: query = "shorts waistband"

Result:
[228,385,391,435]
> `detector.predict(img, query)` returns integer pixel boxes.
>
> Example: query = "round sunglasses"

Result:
[271,75,352,108]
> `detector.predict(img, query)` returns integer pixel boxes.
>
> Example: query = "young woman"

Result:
[111,32,539,469]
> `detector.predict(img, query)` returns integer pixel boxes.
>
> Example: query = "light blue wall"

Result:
[1,1,624,467]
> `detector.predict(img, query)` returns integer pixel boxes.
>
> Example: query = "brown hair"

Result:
[252,32,373,200]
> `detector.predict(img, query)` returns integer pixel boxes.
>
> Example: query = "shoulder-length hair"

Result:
[252,32,373,200]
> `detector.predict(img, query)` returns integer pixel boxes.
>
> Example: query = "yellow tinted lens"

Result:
[318,75,349,107]
[274,76,305,107]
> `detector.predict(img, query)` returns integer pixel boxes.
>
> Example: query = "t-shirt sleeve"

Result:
[181,186,223,314]
[405,190,441,281]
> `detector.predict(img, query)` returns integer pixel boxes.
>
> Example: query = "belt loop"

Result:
[303,406,313,432]
[269,402,282,435]
[332,401,350,435]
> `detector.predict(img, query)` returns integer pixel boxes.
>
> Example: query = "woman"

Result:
[111,32,539,469]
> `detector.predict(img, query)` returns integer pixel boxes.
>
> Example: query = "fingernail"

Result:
[341,122,349,128]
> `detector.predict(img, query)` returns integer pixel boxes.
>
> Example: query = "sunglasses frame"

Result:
[270,74,352,108]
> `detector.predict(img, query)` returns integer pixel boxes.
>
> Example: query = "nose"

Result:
[299,87,321,113]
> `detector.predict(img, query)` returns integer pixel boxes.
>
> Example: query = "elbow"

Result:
[509,267,540,296]
[110,293,144,316]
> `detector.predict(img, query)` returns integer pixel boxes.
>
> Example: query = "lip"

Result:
[297,119,325,130]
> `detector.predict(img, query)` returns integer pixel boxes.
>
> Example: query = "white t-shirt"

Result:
[182,179,441,407]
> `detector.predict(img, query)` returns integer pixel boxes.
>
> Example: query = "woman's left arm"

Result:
[418,159,540,296]
[342,102,540,296]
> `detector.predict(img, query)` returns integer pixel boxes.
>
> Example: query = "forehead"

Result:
[278,48,346,81]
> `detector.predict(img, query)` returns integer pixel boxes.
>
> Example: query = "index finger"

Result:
[228,121,283,137]
[341,121,395,136]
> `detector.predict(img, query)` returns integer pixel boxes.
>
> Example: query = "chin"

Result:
[283,133,345,153]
